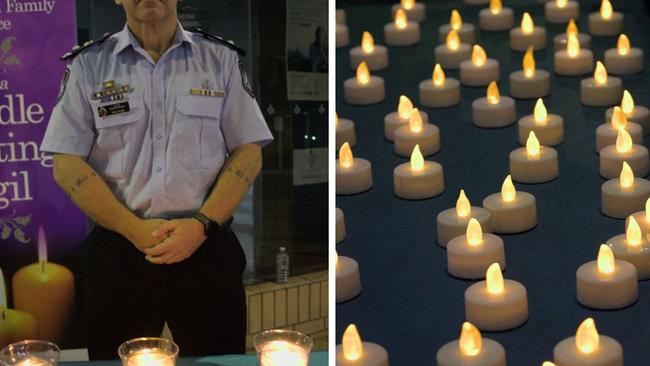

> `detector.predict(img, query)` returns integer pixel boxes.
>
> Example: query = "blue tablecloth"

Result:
[60,352,327,366]
[336,0,650,365]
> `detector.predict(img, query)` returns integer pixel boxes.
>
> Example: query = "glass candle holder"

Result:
[254,330,313,366]
[1,340,60,366]
[118,338,178,366]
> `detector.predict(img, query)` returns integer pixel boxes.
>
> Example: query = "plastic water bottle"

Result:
[276,247,289,284]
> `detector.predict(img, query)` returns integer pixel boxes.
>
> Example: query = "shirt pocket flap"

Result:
[177,95,222,119]
[92,98,145,129]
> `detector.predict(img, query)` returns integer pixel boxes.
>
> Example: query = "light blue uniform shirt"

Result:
[41,24,273,219]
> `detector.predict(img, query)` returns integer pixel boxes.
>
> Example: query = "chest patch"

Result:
[97,102,130,118]
[239,62,255,99]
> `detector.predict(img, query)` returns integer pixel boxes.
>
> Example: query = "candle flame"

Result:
[433,64,446,87]
[447,30,460,51]
[335,113,339,129]
[620,161,634,189]
[0,267,6,310]
[410,144,424,171]
[401,0,415,10]
[567,34,580,57]
[611,107,628,129]
[361,31,375,53]
[459,322,482,356]
[600,0,613,19]
[486,263,504,294]
[594,61,608,86]
[342,324,364,361]
[409,108,423,133]
[575,318,599,354]
[395,9,408,29]
[523,46,536,78]
[521,13,534,34]
[597,244,615,274]
[526,131,541,158]
[335,250,338,267]
[356,62,370,85]
[38,226,47,268]
[450,10,463,31]
[557,0,568,8]
[617,34,630,55]
[543,362,557,366]
[398,95,414,120]
[466,218,483,246]
[487,81,500,105]
[534,99,548,125]
[627,216,642,247]
[566,19,578,37]
[621,90,635,115]
[490,0,502,14]
[456,189,471,218]
[615,128,633,153]
[646,197,650,222]
[501,175,516,202]
[339,142,353,169]
[472,45,487,67]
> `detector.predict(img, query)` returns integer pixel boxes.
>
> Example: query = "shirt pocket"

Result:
[174,95,224,170]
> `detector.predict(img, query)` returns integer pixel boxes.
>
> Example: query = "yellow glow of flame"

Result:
[611,107,628,129]
[447,30,460,51]
[622,90,635,115]
[594,61,608,86]
[521,13,534,34]
[557,0,568,7]
[342,324,364,361]
[566,19,578,37]
[620,161,634,189]
[450,10,463,31]
[466,218,483,246]
[601,0,613,19]
[335,113,339,129]
[487,81,500,105]
[576,318,600,354]
[409,108,423,133]
[356,62,370,85]
[616,128,633,153]
[567,34,580,57]
[526,131,541,158]
[38,226,47,266]
[472,45,487,67]
[627,216,642,247]
[335,250,338,267]
[534,99,548,125]
[339,142,353,169]
[361,31,375,53]
[433,64,446,87]
[459,322,482,357]
[646,197,650,222]
[401,0,415,10]
[523,46,536,78]
[490,0,502,14]
[395,9,408,29]
[543,362,557,366]
[486,263,504,294]
[456,189,471,218]
[398,95,414,120]
[501,175,516,202]
[597,244,615,274]
[617,34,630,55]
[410,144,424,171]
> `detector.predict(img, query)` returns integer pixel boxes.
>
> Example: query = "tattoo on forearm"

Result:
[67,172,97,194]
[226,166,252,185]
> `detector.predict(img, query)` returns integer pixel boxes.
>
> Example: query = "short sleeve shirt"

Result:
[41,24,274,219]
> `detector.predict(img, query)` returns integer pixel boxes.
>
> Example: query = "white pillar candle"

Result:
[601,162,650,219]
[510,47,550,99]
[606,91,650,136]
[384,96,429,141]
[447,219,506,279]
[553,318,623,366]
[394,109,441,157]
[344,62,385,105]
[577,245,638,309]
[337,24,350,48]
[436,322,506,366]
[554,34,594,75]
[336,114,356,150]
[588,0,623,36]
[510,131,559,184]
[604,34,644,75]
[607,217,650,280]
[472,81,516,128]
[349,32,389,71]
[336,208,346,244]
[599,128,649,179]
[439,10,476,44]
[336,252,361,303]
[580,61,622,107]
[394,145,444,200]
[482,175,537,233]
[460,45,500,87]
[464,263,528,331]
[336,324,389,366]
[384,9,420,46]
[391,0,426,23]
[336,9,346,25]
[596,107,643,152]
[437,189,493,247]
[419,64,461,108]
[545,0,580,24]
[336,143,373,195]
[627,198,650,237]
[518,99,564,146]
[479,0,514,32]
[463,0,489,5]
[510,13,547,51]
[435,31,472,70]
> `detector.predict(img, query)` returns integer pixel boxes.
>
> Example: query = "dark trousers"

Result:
[83,225,247,360]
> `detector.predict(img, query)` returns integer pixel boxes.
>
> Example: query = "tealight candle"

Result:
[435,31,472,70]
[599,128,649,179]
[436,322,506,366]
[553,20,592,51]
[483,175,537,233]
[259,340,309,366]
[479,0,514,32]
[472,81,516,128]
[394,145,445,200]
[604,34,644,75]
[463,0,489,6]
[510,13,547,51]
[554,34,594,75]
[336,114,356,150]
[337,24,350,48]
[336,208,346,244]
[384,9,420,46]
[391,0,426,23]
[588,0,623,36]
[464,263,528,331]
[336,251,361,303]
[518,99,564,146]
[394,109,441,157]
[510,47,551,99]
[545,0,579,24]
[437,190,493,247]
[606,91,650,136]
[336,9,346,25]
[460,45,500,87]
[577,244,638,309]
[628,198,650,237]
[384,95,429,141]
[336,143,373,195]
[439,10,476,44]
[510,131,559,183]
[349,32,389,71]
[580,61,622,107]
[344,62,386,105]
[447,219,506,279]
[336,324,389,366]
[596,107,643,152]
[607,217,650,280]
[419,64,461,108]
[553,318,623,366]
[601,162,650,219]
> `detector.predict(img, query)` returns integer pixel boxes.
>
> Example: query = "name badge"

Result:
[98,102,130,118]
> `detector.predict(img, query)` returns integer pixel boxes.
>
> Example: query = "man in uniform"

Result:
[40,0,273,359]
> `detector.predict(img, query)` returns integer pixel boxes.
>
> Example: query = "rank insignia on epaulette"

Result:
[91,80,134,103]
[190,88,225,97]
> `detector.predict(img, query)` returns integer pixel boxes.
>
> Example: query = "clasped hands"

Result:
[128,218,207,264]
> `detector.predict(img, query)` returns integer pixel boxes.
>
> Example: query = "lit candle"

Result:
[435,30,472,70]
[472,81,516,128]
[335,324,389,366]
[553,318,623,366]
[479,0,514,32]
[12,356,52,366]
[482,175,537,233]
[580,61,622,107]
[12,227,74,345]
[439,10,475,45]
[447,219,506,279]
[336,207,346,244]
[335,251,361,303]
[553,19,592,51]
[0,268,39,349]
[384,9,420,46]
[393,145,444,200]
[460,45,500,87]
[627,198,650,238]
[391,0,426,23]
[464,263,528,331]
[394,108,441,157]
[336,24,350,48]
[343,61,386,105]
[336,142,373,195]
[125,349,176,366]
[599,128,649,179]
[607,217,650,280]
[606,91,650,136]
[577,244,638,309]
[517,99,564,146]
[349,31,389,71]
[336,9,346,25]
[588,0,623,37]
[419,64,461,108]
[335,113,356,150]
[510,12,547,51]
[259,341,309,366]
[596,106,643,152]
[436,322,506,366]
[384,95,429,141]
[554,33,594,75]
[509,46,551,99]
[601,162,650,219]
[436,190,493,247]
[545,0,580,24]
[604,34,644,75]
[510,131,560,184]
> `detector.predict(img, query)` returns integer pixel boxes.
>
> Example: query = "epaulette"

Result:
[60,33,113,61]
[188,28,247,57]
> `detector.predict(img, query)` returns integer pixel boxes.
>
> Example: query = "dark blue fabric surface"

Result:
[336,0,650,365]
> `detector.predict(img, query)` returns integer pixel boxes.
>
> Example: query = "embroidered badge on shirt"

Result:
[55,67,70,106]
[239,61,255,99]
[91,80,134,103]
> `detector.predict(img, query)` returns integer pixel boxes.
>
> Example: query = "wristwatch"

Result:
[192,212,233,237]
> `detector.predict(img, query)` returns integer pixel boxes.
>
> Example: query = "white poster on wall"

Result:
[293,148,327,186]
